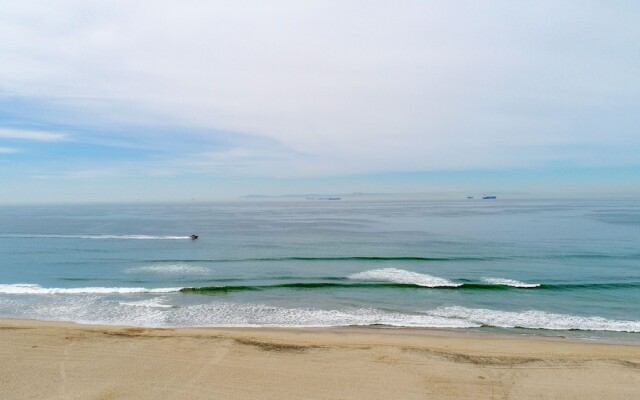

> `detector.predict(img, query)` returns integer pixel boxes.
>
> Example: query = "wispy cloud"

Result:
[30,167,122,180]
[0,146,20,154]
[0,128,68,141]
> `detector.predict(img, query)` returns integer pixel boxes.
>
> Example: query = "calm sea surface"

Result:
[1,199,639,340]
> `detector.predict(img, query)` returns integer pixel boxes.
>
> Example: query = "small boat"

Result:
[482,195,497,199]
[190,234,199,240]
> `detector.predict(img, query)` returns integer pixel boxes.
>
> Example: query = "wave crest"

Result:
[0,284,182,294]
[481,278,540,288]
[348,268,461,287]
[126,264,209,274]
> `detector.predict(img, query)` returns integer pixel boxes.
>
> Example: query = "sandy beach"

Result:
[0,319,638,399]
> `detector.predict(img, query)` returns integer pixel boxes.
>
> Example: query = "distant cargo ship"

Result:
[482,195,497,199]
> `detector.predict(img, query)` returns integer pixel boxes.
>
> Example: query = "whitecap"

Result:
[126,264,209,274]
[348,268,461,287]
[0,283,183,295]
[481,277,540,288]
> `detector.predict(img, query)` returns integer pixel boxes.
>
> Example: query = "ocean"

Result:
[1,199,639,340]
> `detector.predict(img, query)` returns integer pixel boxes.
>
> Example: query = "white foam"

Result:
[127,264,209,274]
[0,295,478,328]
[2,293,639,332]
[119,298,174,308]
[348,268,462,287]
[427,306,640,333]
[481,277,540,288]
[0,284,183,295]
[169,303,479,328]
[0,295,171,327]
[2,234,191,240]
[79,235,191,240]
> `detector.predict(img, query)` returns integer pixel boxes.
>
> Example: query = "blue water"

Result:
[1,199,639,339]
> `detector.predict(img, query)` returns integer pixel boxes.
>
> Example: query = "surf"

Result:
[480,278,540,288]
[348,268,462,287]
[0,284,183,294]
[427,306,640,333]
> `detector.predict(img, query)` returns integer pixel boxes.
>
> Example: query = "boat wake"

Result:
[0,234,192,240]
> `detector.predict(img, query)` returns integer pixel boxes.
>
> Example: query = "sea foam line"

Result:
[481,277,540,288]
[427,306,640,333]
[0,296,481,329]
[2,294,638,332]
[0,284,183,294]
[348,268,462,287]
[119,297,175,308]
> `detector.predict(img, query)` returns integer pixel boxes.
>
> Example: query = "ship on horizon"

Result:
[306,197,341,200]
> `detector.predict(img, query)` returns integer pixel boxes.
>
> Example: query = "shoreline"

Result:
[2,316,639,346]
[2,318,639,399]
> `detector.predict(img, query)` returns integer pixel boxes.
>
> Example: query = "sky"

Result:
[1,0,639,203]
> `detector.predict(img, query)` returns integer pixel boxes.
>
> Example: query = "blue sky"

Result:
[1,1,639,203]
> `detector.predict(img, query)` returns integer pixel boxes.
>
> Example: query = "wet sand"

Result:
[1,319,639,399]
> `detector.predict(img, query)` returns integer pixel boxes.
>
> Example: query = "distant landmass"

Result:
[241,192,524,200]
[241,192,393,200]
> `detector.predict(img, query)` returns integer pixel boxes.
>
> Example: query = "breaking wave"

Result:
[6,279,640,296]
[348,268,462,287]
[481,278,540,288]
[0,284,182,294]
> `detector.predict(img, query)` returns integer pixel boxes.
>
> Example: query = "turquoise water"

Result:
[1,199,639,339]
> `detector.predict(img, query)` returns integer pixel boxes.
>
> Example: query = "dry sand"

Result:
[1,319,639,399]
